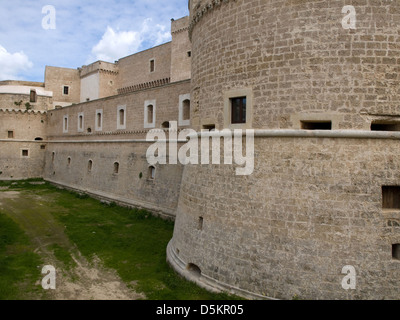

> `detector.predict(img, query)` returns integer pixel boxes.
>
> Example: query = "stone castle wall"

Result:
[171,16,192,83]
[189,0,400,131]
[43,80,191,217]
[44,66,81,107]
[117,42,172,91]
[0,109,47,180]
[46,79,190,136]
[167,0,400,299]
[0,93,52,111]
[45,141,184,217]
[170,135,400,299]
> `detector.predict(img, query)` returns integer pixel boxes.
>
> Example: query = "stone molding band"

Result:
[190,129,400,140]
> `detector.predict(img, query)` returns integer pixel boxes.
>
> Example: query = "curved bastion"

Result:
[167,0,400,299]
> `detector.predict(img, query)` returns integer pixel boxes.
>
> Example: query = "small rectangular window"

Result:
[63,86,69,95]
[187,51,192,57]
[202,124,216,131]
[231,97,247,124]
[150,59,155,73]
[182,100,191,121]
[393,244,400,260]
[7,131,14,139]
[301,121,332,130]
[198,217,204,230]
[382,186,400,210]
[371,122,400,132]
[63,116,68,133]
[30,90,37,103]
[22,150,29,157]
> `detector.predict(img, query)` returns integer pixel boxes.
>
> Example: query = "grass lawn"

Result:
[0,179,240,300]
[0,209,47,300]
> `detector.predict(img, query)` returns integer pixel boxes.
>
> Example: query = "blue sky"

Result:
[0,0,189,82]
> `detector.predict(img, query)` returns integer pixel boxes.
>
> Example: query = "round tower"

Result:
[168,0,400,299]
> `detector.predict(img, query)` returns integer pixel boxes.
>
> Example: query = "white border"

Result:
[95,109,103,132]
[77,112,84,132]
[117,105,127,130]
[144,100,156,129]
[63,115,69,133]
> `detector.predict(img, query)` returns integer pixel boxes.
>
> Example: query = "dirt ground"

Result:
[0,189,145,300]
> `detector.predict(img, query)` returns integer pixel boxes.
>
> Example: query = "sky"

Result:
[0,0,189,82]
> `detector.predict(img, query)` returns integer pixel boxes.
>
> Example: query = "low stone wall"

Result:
[43,140,184,218]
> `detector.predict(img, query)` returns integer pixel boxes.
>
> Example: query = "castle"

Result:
[2,0,400,299]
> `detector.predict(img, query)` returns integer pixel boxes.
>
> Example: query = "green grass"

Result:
[52,191,238,300]
[0,179,241,300]
[48,244,76,271]
[0,211,45,300]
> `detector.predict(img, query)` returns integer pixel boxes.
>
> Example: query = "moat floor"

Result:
[0,180,238,300]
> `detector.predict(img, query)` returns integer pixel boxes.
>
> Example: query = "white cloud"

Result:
[90,27,141,63]
[88,18,172,63]
[0,45,33,80]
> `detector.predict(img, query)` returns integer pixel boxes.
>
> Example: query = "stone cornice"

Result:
[188,0,237,40]
[0,108,47,115]
[171,26,189,35]
[80,68,119,78]
[117,78,171,95]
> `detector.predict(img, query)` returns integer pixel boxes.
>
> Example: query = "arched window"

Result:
[179,94,190,126]
[78,113,84,132]
[97,113,102,128]
[119,109,125,126]
[67,157,71,166]
[63,116,68,133]
[147,105,154,123]
[88,160,93,172]
[144,100,156,128]
[161,121,170,129]
[187,263,201,277]
[149,166,156,180]
[117,106,126,130]
[183,99,190,121]
[35,137,43,141]
[114,162,119,174]
[96,110,103,131]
